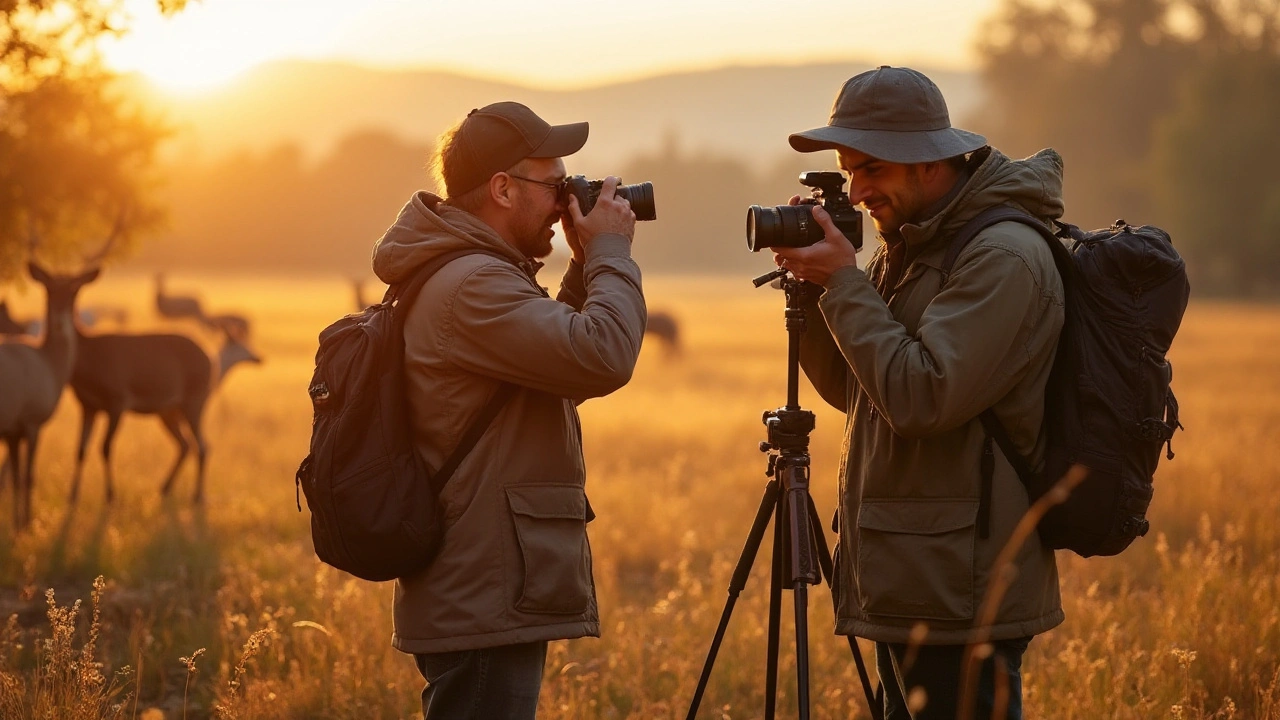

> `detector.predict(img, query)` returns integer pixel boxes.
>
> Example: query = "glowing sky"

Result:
[101,0,1003,92]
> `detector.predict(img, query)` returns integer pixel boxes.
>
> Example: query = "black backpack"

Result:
[295,249,516,581]
[944,206,1190,557]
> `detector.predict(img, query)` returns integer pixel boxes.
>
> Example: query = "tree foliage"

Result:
[0,0,188,279]
[976,0,1280,294]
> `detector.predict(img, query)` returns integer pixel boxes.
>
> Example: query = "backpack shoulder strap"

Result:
[942,205,1071,276]
[388,249,507,331]
[386,248,518,495]
[979,409,1036,486]
[430,382,518,494]
[943,207,1068,513]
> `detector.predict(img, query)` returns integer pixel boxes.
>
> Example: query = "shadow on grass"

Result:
[128,499,226,715]
[46,497,112,579]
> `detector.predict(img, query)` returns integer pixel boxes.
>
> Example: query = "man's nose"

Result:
[847,180,873,205]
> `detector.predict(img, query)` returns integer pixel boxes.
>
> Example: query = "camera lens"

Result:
[563,176,657,221]
[747,206,778,252]
[746,205,821,252]
[617,182,657,221]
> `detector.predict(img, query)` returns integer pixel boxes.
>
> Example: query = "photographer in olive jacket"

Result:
[371,101,645,719]
[772,67,1065,720]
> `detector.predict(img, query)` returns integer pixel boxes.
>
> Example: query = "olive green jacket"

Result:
[372,191,645,654]
[801,148,1067,645]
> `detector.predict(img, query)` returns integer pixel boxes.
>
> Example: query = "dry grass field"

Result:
[0,271,1277,719]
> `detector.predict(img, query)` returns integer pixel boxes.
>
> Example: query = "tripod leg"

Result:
[765,497,783,720]
[808,496,834,584]
[794,582,811,720]
[686,480,780,720]
[808,494,882,719]
[848,636,885,720]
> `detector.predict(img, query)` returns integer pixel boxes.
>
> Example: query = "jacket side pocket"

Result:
[506,485,592,615]
[856,500,978,621]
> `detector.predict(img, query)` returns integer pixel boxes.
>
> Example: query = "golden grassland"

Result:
[0,272,1277,719]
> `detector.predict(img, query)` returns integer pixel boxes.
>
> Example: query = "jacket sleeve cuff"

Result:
[584,233,632,264]
[823,264,869,292]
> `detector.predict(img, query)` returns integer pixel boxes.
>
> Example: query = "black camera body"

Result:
[564,175,657,221]
[746,171,863,252]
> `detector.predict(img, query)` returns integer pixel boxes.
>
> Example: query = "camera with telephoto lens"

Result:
[746,171,862,252]
[563,175,657,221]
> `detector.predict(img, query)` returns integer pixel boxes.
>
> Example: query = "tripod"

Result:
[686,268,882,720]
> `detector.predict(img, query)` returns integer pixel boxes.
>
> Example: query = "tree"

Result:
[975,0,1200,228]
[1152,53,1280,295]
[0,0,190,279]
[976,0,1280,293]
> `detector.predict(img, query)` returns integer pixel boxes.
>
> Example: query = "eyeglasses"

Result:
[507,173,567,197]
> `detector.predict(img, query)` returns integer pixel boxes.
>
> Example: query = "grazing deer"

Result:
[645,309,681,356]
[78,304,129,328]
[352,277,370,312]
[0,264,100,528]
[0,301,34,336]
[154,273,206,323]
[204,313,251,343]
[68,329,263,504]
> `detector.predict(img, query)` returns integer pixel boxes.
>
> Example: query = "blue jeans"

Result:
[875,636,1032,720]
[414,641,548,720]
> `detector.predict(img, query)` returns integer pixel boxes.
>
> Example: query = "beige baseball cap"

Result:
[448,101,588,195]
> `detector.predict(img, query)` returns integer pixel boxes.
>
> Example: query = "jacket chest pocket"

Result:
[855,499,978,621]
[507,485,593,615]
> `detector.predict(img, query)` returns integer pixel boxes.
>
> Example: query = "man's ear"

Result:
[489,172,515,209]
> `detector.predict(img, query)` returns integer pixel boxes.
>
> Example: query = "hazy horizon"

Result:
[102,0,1002,93]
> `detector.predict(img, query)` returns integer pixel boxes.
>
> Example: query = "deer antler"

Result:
[82,202,132,269]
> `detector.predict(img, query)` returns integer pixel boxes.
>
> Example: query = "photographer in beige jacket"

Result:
[372,101,645,720]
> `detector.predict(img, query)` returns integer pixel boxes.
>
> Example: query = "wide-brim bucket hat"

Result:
[789,66,986,164]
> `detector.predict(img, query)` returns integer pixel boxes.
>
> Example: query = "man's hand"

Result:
[772,199,859,287]
[560,208,585,264]
[567,176,636,250]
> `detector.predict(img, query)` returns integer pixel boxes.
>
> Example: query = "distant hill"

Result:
[142,60,984,174]
[123,61,985,277]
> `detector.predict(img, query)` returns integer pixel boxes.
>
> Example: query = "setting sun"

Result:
[100,0,365,92]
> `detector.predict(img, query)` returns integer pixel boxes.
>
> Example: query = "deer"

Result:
[352,277,370,312]
[644,309,681,357]
[0,262,103,529]
[154,273,207,323]
[0,301,35,336]
[204,313,251,343]
[155,274,252,342]
[67,327,262,504]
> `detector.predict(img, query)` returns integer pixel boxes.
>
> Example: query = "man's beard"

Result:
[866,170,928,235]
[513,207,558,259]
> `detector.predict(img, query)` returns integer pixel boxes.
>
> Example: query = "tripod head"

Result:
[760,408,815,455]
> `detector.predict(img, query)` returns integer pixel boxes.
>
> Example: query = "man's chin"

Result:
[869,214,900,235]
[532,235,555,259]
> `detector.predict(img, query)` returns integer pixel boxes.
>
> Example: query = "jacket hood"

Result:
[903,147,1065,250]
[372,191,528,285]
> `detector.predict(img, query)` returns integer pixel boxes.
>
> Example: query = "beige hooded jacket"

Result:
[372,191,645,654]
[800,147,1067,645]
